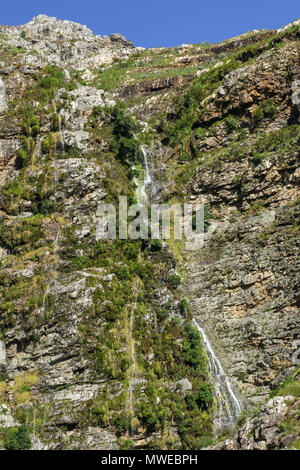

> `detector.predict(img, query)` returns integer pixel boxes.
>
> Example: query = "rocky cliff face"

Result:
[0,15,299,450]
[0,14,134,70]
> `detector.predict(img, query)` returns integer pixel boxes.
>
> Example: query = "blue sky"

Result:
[2,0,299,48]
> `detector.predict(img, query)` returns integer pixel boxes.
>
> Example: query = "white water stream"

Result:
[138,144,243,433]
[141,144,151,190]
[0,78,6,113]
[126,145,154,434]
[193,319,242,433]
[134,145,153,206]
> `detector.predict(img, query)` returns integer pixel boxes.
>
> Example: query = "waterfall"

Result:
[138,140,243,434]
[0,340,6,365]
[140,144,159,201]
[141,144,151,187]
[193,319,242,434]
[134,143,160,208]
[133,146,151,207]
[126,145,155,437]
[0,78,6,113]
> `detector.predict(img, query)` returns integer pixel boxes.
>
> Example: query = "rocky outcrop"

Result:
[208,395,300,450]
[177,32,300,408]
[200,43,300,126]
[116,74,195,100]
[0,14,135,71]
[0,78,6,113]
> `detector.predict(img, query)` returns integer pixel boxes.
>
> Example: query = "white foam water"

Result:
[0,78,6,113]
[193,319,242,434]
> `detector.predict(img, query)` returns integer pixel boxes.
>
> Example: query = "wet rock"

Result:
[0,78,6,112]
[207,396,297,450]
[0,340,6,364]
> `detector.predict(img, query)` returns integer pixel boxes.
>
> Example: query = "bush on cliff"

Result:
[3,425,31,450]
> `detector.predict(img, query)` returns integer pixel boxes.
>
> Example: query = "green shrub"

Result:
[253,99,277,126]
[271,369,300,398]
[149,239,163,252]
[113,413,130,435]
[185,393,198,411]
[237,409,249,428]
[93,60,135,91]
[3,179,21,197]
[3,426,31,450]
[196,383,213,410]
[117,136,140,164]
[162,58,240,148]
[92,404,108,426]
[15,148,30,169]
[60,91,70,100]
[193,435,214,449]
[183,323,207,374]
[156,308,169,322]
[225,115,239,132]
[137,400,158,431]
[38,65,66,90]
[167,274,181,288]
[115,265,131,280]
[124,241,140,260]
[50,114,60,131]
[41,135,50,154]
[252,152,265,166]
[119,439,134,450]
[30,116,40,136]
[180,298,190,315]
[109,103,141,165]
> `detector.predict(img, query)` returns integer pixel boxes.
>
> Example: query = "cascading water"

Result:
[140,144,160,201]
[193,319,242,434]
[126,145,154,436]
[141,145,151,193]
[0,340,6,365]
[134,142,242,435]
[0,78,6,113]
[134,146,151,206]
